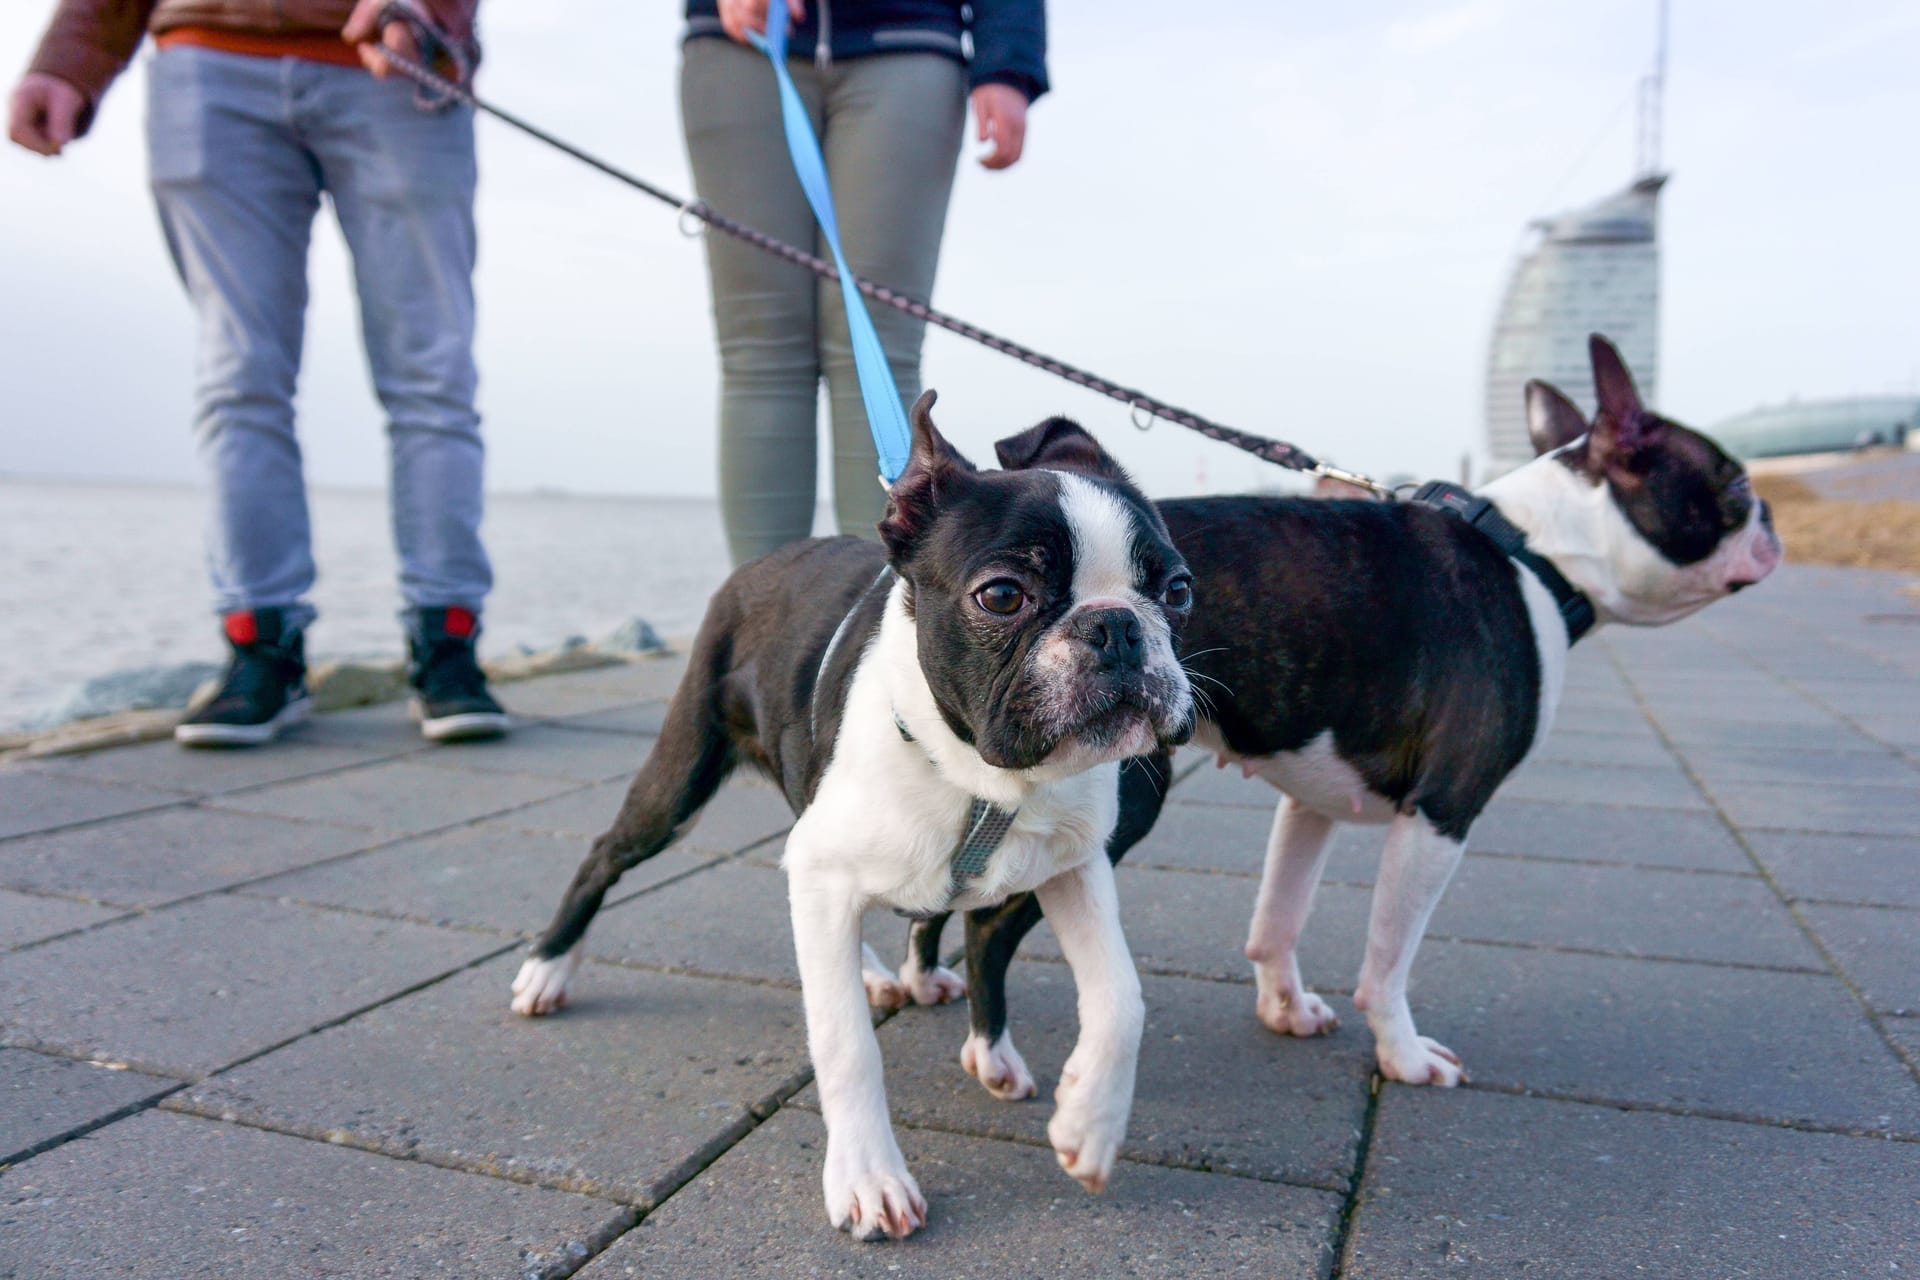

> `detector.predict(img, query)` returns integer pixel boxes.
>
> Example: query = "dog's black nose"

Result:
[1075,607,1144,669]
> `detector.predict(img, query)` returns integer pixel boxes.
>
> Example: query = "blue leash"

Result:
[748,9,913,485]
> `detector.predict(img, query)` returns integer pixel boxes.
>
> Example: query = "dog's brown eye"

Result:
[975,581,1026,616]
[1162,575,1193,610]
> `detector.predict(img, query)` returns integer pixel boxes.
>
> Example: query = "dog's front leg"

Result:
[1353,812,1467,1086]
[1035,855,1144,1193]
[788,863,925,1240]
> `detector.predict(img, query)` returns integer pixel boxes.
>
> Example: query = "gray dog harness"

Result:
[893,714,1020,919]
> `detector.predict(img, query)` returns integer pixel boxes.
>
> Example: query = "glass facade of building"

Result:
[1484,176,1665,472]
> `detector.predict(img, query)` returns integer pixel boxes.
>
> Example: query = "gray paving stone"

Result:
[805,970,1376,1190]
[413,722,654,783]
[1800,903,1920,1015]
[501,775,793,854]
[175,956,810,1207]
[1467,798,1752,871]
[1883,1016,1920,1073]
[0,895,497,1077]
[0,806,379,908]
[582,861,903,986]
[1746,831,1920,908]
[1677,743,1920,788]
[1857,713,1920,751]
[1025,865,1369,989]
[1497,759,1708,810]
[30,737,393,798]
[1406,940,1920,1134]
[242,820,719,935]
[557,700,667,736]
[1649,713,1888,754]
[582,1108,1343,1279]
[1434,856,1819,969]
[1,1047,175,1164]
[1529,729,1677,769]
[1707,780,1920,837]
[281,702,434,752]
[0,1110,632,1280]
[1546,705,1664,740]
[0,890,121,950]
[0,769,181,840]
[210,759,580,837]
[1126,800,1386,886]
[497,660,690,717]
[1345,1087,1920,1279]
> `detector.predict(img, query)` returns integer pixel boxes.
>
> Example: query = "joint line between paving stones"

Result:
[1606,644,1920,1090]
[1128,847,1770,884]
[1459,1078,1920,1142]
[0,1074,191,1172]
[1325,1073,1385,1280]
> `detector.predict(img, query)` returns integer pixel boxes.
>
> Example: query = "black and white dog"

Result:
[888,335,1783,1096]
[509,394,1196,1239]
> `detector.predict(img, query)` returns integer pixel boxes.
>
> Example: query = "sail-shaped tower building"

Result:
[1483,176,1665,472]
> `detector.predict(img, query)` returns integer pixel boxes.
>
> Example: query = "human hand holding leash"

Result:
[342,0,423,78]
[720,0,807,44]
[7,72,88,156]
[971,83,1028,169]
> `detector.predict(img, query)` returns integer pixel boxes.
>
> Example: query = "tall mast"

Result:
[1635,0,1670,178]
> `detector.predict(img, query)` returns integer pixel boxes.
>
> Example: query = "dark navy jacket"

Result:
[684,0,1048,102]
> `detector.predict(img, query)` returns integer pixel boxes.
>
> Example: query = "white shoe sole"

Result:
[416,707,511,742]
[175,695,313,748]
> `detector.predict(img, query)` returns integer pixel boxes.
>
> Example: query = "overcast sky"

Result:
[2,0,1914,500]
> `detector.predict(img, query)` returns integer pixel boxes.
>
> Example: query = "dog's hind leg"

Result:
[1246,795,1342,1037]
[958,750,1172,1100]
[511,639,738,1016]
[897,916,965,1006]
[1352,811,1466,1085]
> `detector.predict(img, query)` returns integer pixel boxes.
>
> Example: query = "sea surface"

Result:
[0,478,753,731]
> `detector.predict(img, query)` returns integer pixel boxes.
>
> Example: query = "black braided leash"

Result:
[366,18,1391,495]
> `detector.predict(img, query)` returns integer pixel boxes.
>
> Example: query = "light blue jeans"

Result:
[147,45,490,630]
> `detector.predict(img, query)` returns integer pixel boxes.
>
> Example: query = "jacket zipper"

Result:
[815,0,832,69]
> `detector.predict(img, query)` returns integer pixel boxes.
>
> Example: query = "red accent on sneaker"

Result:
[444,607,477,638]
[224,611,259,646]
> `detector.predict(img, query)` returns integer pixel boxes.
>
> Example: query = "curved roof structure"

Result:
[1484,177,1665,472]
[1710,397,1919,459]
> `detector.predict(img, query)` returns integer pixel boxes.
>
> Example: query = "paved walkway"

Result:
[2,564,1918,1278]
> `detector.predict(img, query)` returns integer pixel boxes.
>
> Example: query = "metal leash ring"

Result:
[676,200,709,238]
[1130,399,1156,432]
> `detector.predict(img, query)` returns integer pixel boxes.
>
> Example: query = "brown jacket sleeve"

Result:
[25,0,161,110]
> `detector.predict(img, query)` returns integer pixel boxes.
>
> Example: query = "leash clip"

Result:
[1310,461,1395,500]
[1130,399,1156,432]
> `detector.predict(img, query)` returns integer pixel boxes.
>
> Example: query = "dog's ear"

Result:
[879,390,977,559]
[1525,379,1589,455]
[994,416,1130,483]
[1588,333,1667,469]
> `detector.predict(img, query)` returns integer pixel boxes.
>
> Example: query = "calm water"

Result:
[0,479,750,731]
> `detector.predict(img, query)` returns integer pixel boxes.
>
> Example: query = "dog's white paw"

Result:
[860,943,909,1011]
[1375,1032,1468,1087]
[823,1140,926,1240]
[900,958,966,1006]
[960,1031,1037,1100]
[1047,1058,1127,1193]
[510,946,581,1017]
[1256,988,1341,1037]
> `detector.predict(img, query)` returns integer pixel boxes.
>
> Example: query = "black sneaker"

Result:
[175,608,313,748]
[408,606,510,742]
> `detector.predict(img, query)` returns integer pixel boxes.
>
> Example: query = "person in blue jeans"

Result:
[8,0,509,746]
